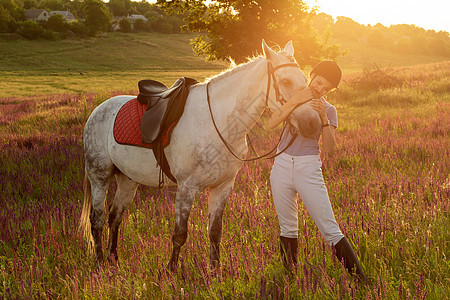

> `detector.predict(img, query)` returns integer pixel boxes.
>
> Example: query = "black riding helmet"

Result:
[310,61,342,88]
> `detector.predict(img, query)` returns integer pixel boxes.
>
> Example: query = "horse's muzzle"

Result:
[289,103,321,138]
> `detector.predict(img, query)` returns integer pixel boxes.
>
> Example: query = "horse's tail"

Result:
[79,168,94,254]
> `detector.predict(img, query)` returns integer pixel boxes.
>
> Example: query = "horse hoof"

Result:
[95,260,102,270]
[166,261,177,272]
[208,259,221,276]
[107,255,120,268]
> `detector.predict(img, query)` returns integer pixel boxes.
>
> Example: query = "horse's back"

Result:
[85,95,135,129]
[84,95,135,149]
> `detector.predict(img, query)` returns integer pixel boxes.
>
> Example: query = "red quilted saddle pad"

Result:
[114,98,170,148]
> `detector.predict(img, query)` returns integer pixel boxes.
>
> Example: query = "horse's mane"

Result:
[206,51,296,83]
[206,55,264,83]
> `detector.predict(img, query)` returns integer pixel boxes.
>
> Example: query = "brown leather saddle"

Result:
[137,77,198,186]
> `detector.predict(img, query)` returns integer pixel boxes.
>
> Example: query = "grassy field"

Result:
[0,32,227,97]
[1,32,449,97]
[0,33,449,299]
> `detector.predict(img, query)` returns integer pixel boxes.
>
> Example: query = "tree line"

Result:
[1,0,449,65]
[0,0,185,38]
[313,13,450,57]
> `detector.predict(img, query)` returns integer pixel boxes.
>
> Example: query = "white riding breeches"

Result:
[270,153,344,246]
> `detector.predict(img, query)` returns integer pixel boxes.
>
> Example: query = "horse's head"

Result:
[262,40,321,138]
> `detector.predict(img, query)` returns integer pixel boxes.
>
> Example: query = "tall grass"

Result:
[0,62,448,299]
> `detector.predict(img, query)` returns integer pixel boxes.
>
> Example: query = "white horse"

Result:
[80,40,321,270]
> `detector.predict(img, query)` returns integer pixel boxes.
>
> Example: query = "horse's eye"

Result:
[281,79,292,87]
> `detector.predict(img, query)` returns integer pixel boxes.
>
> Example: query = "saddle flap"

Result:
[139,77,198,144]
[140,100,168,143]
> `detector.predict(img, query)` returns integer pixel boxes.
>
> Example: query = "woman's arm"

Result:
[311,99,336,153]
[268,86,314,129]
[321,124,336,153]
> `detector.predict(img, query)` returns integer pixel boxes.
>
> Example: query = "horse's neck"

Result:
[208,58,268,140]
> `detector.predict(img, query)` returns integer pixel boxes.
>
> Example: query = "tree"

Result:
[332,16,363,41]
[0,0,22,20]
[0,6,12,32]
[312,12,334,34]
[150,15,173,33]
[46,13,68,32]
[38,0,64,11]
[65,0,83,20]
[108,0,132,17]
[18,20,45,39]
[157,0,343,66]
[68,20,89,36]
[133,18,147,32]
[119,18,131,32]
[134,0,153,16]
[83,0,111,35]
[23,0,36,9]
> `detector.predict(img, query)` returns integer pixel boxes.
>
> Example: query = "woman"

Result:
[269,61,368,284]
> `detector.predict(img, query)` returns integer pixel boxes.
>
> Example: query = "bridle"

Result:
[206,59,301,162]
[265,61,301,106]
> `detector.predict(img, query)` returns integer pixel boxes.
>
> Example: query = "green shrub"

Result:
[166,15,183,33]
[133,18,147,32]
[46,14,69,33]
[150,15,172,33]
[68,21,89,37]
[119,18,131,33]
[18,20,45,40]
[42,29,57,40]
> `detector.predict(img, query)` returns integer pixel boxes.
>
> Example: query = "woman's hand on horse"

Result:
[288,86,314,107]
[311,99,327,122]
[268,87,314,129]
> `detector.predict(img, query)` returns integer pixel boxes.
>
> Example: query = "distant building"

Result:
[127,14,148,23]
[49,11,77,23]
[112,14,148,31]
[24,9,50,22]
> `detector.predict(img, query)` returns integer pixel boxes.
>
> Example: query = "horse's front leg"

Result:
[208,180,234,269]
[167,184,199,271]
[88,176,112,267]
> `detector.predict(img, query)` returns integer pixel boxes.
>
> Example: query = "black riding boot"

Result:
[280,236,298,270]
[334,237,369,284]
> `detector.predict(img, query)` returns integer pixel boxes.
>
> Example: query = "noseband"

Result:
[207,59,301,162]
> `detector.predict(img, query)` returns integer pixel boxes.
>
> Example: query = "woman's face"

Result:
[309,74,334,98]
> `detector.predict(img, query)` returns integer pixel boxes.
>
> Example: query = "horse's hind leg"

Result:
[167,184,199,271]
[85,149,115,266]
[89,176,112,266]
[107,172,138,262]
[208,180,234,269]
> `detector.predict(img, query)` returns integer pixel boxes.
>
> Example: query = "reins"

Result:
[206,60,300,162]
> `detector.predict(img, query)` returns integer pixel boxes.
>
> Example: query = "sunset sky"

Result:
[147,0,449,33]
[304,0,449,32]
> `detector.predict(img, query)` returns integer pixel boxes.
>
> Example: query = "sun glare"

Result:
[146,0,449,32]
[304,0,448,32]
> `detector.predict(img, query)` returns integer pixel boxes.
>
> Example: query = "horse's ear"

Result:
[284,40,294,56]
[262,39,276,60]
